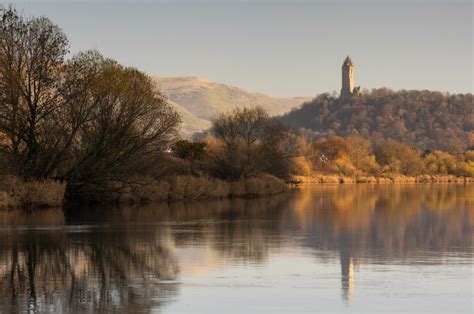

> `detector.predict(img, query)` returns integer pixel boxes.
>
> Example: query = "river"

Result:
[0,184,472,313]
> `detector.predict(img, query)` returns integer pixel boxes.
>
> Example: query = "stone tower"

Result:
[340,56,360,99]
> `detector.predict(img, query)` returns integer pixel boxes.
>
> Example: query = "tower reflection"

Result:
[0,184,472,311]
[290,184,473,302]
[340,249,354,301]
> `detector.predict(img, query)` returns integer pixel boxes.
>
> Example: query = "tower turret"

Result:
[340,56,360,99]
[341,56,354,98]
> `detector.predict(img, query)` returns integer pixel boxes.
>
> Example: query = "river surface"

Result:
[0,184,472,313]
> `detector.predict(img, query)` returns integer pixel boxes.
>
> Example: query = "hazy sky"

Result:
[11,0,473,96]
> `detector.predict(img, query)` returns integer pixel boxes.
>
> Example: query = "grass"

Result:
[120,174,289,204]
[0,176,65,209]
[0,174,289,209]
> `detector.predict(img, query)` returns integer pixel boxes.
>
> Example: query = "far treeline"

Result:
[279,89,473,153]
[0,7,472,209]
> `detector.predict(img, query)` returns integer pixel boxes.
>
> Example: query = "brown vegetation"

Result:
[0,176,65,209]
[0,7,471,210]
[0,7,180,202]
[118,174,289,204]
[298,134,474,182]
[208,107,298,181]
[280,89,473,152]
[0,8,294,208]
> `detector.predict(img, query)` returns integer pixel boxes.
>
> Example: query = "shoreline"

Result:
[2,174,472,211]
[0,174,290,211]
[294,174,473,184]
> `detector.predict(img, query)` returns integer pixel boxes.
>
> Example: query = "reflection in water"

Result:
[0,209,179,313]
[0,184,472,313]
[340,250,354,301]
[290,184,473,304]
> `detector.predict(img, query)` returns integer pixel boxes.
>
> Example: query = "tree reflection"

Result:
[290,184,473,255]
[289,184,473,301]
[0,209,178,313]
[0,184,472,311]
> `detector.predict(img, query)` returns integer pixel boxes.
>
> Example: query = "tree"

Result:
[171,139,207,161]
[424,150,456,175]
[0,6,69,178]
[279,89,473,152]
[210,107,297,181]
[61,52,180,200]
[310,136,354,175]
[0,5,181,200]
[375,139,424,176]
[346,134,379,175]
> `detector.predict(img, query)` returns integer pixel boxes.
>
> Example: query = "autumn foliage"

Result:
[280,89,473,152]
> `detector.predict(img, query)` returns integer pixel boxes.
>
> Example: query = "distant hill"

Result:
[153,76,310,135]
[166,99,212,136]
[279,89,473,152]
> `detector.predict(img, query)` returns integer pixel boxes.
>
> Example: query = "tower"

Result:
[340,56,360,99]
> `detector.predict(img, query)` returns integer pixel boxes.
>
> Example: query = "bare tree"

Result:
[210,107,297,181]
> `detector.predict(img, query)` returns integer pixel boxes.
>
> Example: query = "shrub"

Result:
[375,139,424,176]
[464,150,474,162]
[171,140,207,161]
[424,150,457,175]
[455,161,474,177]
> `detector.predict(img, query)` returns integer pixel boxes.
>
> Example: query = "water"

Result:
[0,184,472,313]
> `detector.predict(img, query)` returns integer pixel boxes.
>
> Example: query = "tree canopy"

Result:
[280,88,473,152]
[0,7,180,200]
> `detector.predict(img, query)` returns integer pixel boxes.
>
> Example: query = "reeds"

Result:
[120,174,289,204]
[0,176,65,209]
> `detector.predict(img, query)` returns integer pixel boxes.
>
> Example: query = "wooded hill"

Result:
[279,89,473,152]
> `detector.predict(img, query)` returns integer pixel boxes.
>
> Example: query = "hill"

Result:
[153,76,310,135]
[166,99,212,135]
[279,88,473,152]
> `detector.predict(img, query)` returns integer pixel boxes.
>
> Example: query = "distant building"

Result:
[340,56,361,99]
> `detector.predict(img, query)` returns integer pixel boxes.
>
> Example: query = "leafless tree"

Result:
[211,107,297,181]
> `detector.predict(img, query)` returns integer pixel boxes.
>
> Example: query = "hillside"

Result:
[153,76,310,135]
[279,88,473,152]
[166,99,212,135]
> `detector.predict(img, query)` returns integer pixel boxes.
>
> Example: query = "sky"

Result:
[10,0,473,97]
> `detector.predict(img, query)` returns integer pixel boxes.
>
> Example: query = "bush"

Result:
[171,140,207,161]
[375,139,424,176]
[424,150,457,175]
[455,161,474,177]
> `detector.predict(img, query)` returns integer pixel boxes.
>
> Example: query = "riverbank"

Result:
[0,174,290,210]
[118,174,289,203]
[295,174,473,184]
